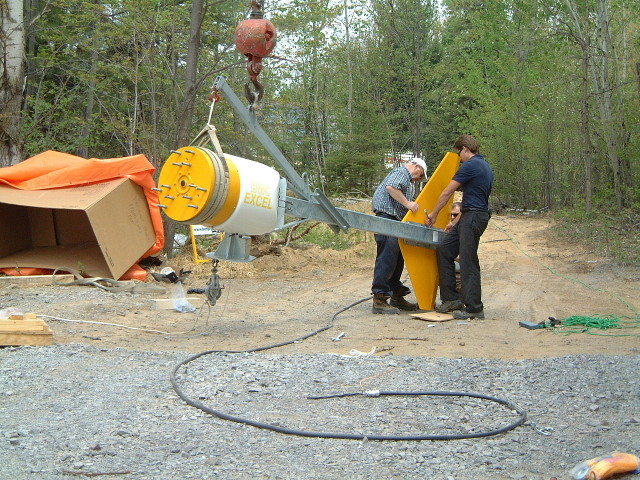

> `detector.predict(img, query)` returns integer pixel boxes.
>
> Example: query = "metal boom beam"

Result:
[212,75,443,249]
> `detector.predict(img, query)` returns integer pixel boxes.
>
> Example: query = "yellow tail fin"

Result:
[399,152,460,310]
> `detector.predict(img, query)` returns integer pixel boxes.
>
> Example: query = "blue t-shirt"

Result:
[452,154,494,210]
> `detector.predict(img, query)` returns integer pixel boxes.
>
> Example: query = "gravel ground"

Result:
[1,344,639,480]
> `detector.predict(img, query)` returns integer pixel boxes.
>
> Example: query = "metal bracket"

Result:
[310,189,349,233]
[207,234,255,262]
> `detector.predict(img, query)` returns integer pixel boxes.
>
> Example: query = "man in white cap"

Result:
[371,157,427,314]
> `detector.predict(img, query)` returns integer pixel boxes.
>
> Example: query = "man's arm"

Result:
[386,185,419,213]
[426,180,461,226]
[445,213,461,232]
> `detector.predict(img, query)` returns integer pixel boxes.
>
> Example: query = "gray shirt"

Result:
[372,165,416,220]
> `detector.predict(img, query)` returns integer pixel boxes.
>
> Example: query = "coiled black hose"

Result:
[170,296,528,440]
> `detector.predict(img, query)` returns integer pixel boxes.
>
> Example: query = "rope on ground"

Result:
[549,314,640,337]
[53,267,166,294]
[39,312,207,336]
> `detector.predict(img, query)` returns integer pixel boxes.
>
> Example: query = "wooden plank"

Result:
[0,315,52,334]
[0,311,53,345]
[0,323,48,332]
[0,319,44,326]
[151,298,199,310]
[9,313,38,320]
[0,274,74,285]
[410,311,454,322]
[0,331,53,347]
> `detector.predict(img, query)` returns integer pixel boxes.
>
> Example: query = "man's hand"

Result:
[406,201,419,213]
[426,179,460,227]
[425,213,436,226]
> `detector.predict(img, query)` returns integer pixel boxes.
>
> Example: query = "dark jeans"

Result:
[372,214,405,296]
[437,210,491,312]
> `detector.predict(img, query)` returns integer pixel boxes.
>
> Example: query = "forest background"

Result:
[0,0,638,262]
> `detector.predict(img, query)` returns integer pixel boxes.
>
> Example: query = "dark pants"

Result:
[372,214,405,296]
[437,210,490,313]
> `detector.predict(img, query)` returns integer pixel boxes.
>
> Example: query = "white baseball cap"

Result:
[411,158,427,178]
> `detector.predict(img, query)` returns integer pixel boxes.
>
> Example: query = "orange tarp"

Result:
[0,150,164,280]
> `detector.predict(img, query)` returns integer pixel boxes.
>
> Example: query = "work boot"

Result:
[393,286,412,297]
[452,309,485,320]
[372,294,400,314]
[435,299,464,313]
[390,295,418,311]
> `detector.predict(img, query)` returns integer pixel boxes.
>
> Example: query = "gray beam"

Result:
[285,197,444,249]
[212,75,440,249]
[213,76,313,200]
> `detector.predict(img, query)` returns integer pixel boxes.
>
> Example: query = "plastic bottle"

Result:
[171,282,196,313]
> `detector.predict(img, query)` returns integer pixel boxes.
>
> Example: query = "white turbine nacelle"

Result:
[157,147,285,236]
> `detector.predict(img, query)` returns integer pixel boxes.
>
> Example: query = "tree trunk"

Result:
[25,0,37,103]
[591,0,623,209]
[164,0,205,258]
[174,0,204,147]
[580,41,594,213]
[343,0,353,137]
[413,75,422,157]
[0,0,25,166]
[544,121,554,210]
[312,73,326,191]
[564,0,594,212]
[77,45,98,159]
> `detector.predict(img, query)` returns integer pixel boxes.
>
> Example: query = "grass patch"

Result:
[279,197,372,251]
[553,207,639,265]
[291,222,369,250]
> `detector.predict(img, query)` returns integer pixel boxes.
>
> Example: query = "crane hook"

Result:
[234,0,276,107]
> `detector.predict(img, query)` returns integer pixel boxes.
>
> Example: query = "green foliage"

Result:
[22,0,241,165]
[14,0,639,220]
[323,97,392,194]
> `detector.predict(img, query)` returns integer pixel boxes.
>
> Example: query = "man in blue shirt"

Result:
[371,158,427,314]
[426,135,494,319]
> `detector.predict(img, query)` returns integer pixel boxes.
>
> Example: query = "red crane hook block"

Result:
[235,1,277,104]
[234,18,277,60]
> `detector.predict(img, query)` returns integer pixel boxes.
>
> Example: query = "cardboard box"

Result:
[0,178,156,279]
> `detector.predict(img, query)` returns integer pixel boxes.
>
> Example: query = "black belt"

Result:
[461,207,489,213]
[374,211,399,220]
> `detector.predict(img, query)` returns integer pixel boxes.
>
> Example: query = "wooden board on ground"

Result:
[151,298,199,310]
[0,313,53,346]
[410,311,454,322]
[0,274,74,285]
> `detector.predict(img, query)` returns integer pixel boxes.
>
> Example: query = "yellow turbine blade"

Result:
[399,152,460,310]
